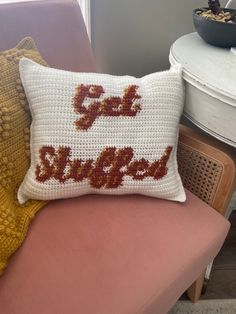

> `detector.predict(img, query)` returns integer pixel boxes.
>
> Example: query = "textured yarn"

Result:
[0,38,47,274]
[18,58,186,204]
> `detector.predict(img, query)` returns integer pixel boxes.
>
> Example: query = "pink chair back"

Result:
[0,0,96,72]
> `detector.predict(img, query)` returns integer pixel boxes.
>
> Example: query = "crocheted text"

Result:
[73,84,142,130]
[36,145,173,188]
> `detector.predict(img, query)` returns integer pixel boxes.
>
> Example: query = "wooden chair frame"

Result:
[178,124,236,302]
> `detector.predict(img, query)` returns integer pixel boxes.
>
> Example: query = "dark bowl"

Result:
[193,8,236,48]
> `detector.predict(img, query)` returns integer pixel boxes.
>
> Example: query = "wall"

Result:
[91,0,227,76]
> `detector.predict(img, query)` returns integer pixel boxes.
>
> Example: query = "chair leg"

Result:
[187,271,206,303]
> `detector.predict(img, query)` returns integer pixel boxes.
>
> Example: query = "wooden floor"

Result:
[202,211,236,299]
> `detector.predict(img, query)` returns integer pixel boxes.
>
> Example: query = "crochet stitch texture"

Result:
[0,38,47,274]
[18,58,186,204]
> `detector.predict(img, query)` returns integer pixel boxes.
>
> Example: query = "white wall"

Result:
[91,0,227,76]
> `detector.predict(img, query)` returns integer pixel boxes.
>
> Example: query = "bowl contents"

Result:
[193,1,236,48]
[196,8,236,23]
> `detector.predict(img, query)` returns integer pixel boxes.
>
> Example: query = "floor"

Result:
[201,210,236,299]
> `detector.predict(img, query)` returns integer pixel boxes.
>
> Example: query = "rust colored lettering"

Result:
[89,147,116,188]
[75,101,100,131]
[35,146,56,182]
[68,159,93,182]
[148,146,173,180]
[100,97,121,116]
[106,147,134,188]
[53,147,71,183]
[120,85,141,116]
[73,84,142,131]
[73,84,105,113]
[73,84,105,130]
[35,146,71,183]
[127,158,149,180]
[36,145,173,188]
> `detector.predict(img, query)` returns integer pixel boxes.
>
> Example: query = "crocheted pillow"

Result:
[0,38,47,274]
[18,58,186,204]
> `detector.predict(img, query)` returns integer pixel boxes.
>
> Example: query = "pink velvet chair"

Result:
[0,1,233,313]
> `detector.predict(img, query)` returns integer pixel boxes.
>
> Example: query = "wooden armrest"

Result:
[178,124,236,215]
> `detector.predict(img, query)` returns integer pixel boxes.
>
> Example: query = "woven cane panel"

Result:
[177,142,223,206]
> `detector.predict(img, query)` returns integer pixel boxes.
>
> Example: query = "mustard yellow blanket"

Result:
[0,38,47,274]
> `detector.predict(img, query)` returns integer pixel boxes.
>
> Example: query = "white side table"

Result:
[169,32,236,288]
[170,32,236,217]
[170,32,236,148]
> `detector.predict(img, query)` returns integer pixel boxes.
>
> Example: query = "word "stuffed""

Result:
[36,145,173,189]
[73,84,142,131]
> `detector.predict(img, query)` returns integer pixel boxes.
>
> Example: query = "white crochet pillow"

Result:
[17,58,186,204]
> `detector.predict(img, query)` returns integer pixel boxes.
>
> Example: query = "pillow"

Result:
[0,38,47,275]
[18,58,186,204]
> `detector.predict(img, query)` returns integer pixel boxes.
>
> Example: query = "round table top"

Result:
[170,32,236,148]
[170,32,236,105]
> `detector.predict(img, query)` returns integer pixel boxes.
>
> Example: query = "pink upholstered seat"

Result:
[0,1,230,313]
[0,191,229,314]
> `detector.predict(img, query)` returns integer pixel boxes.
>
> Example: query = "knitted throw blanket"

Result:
[0,38,47,274]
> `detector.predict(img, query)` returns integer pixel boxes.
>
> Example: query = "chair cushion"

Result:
[0,190,230,314]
